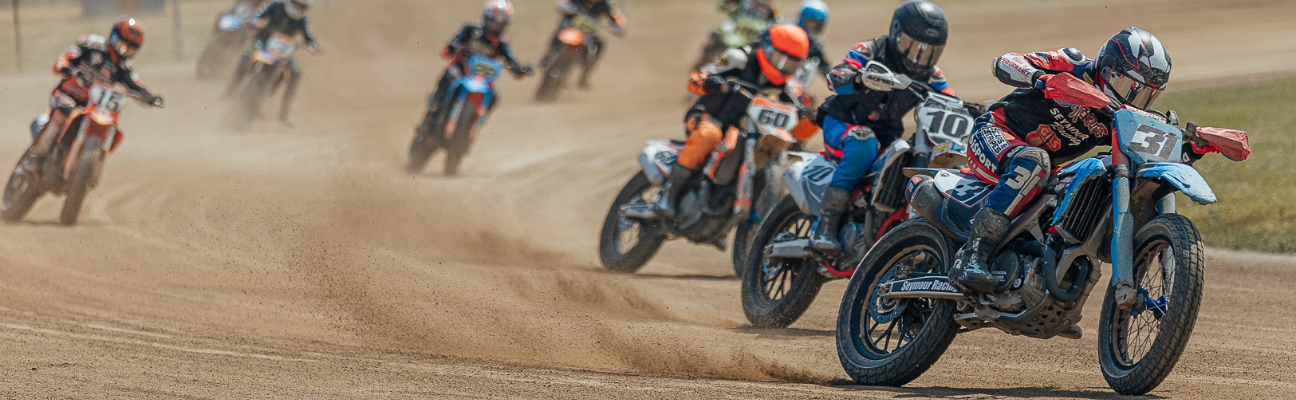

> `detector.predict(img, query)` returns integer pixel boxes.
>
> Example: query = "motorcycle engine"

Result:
[675,182,732,242]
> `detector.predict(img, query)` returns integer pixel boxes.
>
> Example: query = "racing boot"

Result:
[949,208,1011,293]
[809,186,849,253]
[654,165,694,220]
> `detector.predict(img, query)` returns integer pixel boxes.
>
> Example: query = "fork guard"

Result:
[1138,163,1216,205]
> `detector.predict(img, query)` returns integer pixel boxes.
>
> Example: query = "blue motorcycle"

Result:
[407,55,510,175]
[836,104,1250,394]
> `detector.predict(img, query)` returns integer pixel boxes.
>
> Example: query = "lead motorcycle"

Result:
[741,61,983,328]
[836,87,1250,394]
[2,68,164,224]
[408,55,530,175]
[599,79,808,274]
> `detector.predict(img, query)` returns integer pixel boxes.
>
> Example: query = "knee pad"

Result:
[679,116,723,169]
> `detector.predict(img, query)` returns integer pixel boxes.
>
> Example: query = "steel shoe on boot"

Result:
[654,165,693,220]
[949,208,1010,293]
[810,186,850,253]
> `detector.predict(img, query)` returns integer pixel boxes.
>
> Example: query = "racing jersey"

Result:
[254,2,318,46]
[987,48,1115,164]
[818,36,955,138]
[442,24,525,75]
[686,46,804,130]
[52,34,154,102]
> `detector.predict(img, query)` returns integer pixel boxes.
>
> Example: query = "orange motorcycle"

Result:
[2,71,163,224]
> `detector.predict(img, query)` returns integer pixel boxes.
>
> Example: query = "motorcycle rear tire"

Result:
[836,218,958,386]
[59,136,103,225]
[741,196,825,328]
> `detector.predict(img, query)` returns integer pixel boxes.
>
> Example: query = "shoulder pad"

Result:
[850,41,876,60]
[1060,47,1086,64]
[704,47,749,74]
[80,34,108,51]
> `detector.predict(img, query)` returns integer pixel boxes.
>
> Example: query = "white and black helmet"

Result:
[1096,27,1171,110]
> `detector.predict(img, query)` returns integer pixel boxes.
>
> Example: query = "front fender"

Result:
[1138,163,1216,205]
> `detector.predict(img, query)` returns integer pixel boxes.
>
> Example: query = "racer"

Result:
[18,18,163,178]
[546,0,627,89]
[791,1,832,93]
[948,27,1205,292]
[693,0,779,71]
[423,0,533,132]
[657,24,817,220]
[223,0,321,127]
[809,0,956,253]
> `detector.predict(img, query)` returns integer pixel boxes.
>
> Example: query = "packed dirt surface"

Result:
[1,0,1294,397]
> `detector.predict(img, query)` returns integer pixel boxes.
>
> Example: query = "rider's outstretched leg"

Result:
[222,52,254,99]
[20,92,76,178]
[578,36,603,90]
[278,60,303,127]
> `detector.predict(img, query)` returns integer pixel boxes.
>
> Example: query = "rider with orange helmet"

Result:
[657,23,814,219]
[19,18,163,178]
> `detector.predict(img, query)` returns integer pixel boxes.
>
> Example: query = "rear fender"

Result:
[1138,163,1216,205]
[783,154,835,215]
[638,141,681,185]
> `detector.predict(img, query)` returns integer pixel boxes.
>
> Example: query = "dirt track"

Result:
[0,0,1294,398]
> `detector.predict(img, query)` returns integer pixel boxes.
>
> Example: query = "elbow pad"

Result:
[993,54,1039,88]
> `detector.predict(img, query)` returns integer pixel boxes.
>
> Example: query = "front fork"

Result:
[1110,164,1138,309]
[734,136,758,221]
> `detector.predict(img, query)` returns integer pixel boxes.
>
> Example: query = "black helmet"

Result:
[1096,27,1171,110]
[888,0,948,77]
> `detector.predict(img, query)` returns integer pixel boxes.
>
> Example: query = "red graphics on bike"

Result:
[1194,126,1250,161]
[557,28,585,47]
[1043,73,1111,109]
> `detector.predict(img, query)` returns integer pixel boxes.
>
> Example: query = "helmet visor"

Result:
[763,42,805,76]
[895,32,944,73]
[801,19,824,36]
[485,20,507,33]
[1105,71,1164,109]
[112,37,138,59]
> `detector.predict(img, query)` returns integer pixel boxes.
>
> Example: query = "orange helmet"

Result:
[109,18,145,62]
[756,24,809,85]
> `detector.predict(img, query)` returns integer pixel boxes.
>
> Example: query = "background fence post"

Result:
[11,0,20,73]
[172,0,182,61]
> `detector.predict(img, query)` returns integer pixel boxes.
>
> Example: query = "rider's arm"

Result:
[717,0,740,15]
[113,62,160,103]
[993,47,1092,89]
[808,37,831,76]
[604,3,628,32]
[298,17,319,47]
[825,41,877,96]
[498,40,530,76]
[442,25,472,59]
[928,66,956,97]
[53,42,84,78]
[688,48,746,95]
